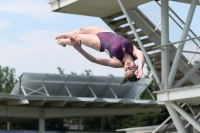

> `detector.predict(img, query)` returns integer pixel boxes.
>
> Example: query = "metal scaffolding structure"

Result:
[117,0,200,132]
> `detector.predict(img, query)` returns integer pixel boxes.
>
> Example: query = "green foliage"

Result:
[144,64,152,78]
[81,117,102,130]
[45,119,67,131]
[108,74,114,77]
[81,109,169,130]
[57,67,92,76]
[81,112,169,130]
[12,121,38,130]
[0,65,18,129]
[144,65,160,92]
[81,69,92,75]
[70,71,77,75]
[0,66,17,93]
[0,119,68,131]
[194,60,200,66]
[100,116,130,130]
[0,122,6,129]
[57,67,65,74]
[129,109,169,127]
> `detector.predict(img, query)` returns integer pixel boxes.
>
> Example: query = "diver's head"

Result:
[119,60,140,86]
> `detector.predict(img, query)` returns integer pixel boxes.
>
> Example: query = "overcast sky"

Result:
[0,0,199,78]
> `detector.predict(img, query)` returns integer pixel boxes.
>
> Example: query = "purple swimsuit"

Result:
[96,32,136,63]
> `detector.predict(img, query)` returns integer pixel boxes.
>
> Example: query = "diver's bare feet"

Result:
[55,34,69,40]
[57,38,70,47]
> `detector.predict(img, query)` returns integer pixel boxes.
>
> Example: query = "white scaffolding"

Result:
[117,0,200,132]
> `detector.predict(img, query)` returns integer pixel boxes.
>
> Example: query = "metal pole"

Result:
[168,2,200,44]
[161,0,169,89]
[169,102,200,131]
[183,50,200,54]
[146,88,155,100]
[39,109,45,133]
[117,0,163,90]
[168,0,198,88]
[161,1,187,132]
[173,62,200,88]
[188,106,196,117]
[185,112,200,129]
[78,116,81,130]
[165,103,187,133]
[188,45,200,64]
[152,116,171,133]
[153,36,200,49]
[155,1,200,46]
[7,122,13,130]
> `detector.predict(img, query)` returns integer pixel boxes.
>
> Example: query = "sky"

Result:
[0,0,200,78]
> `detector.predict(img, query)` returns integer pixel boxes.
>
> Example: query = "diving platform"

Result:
[49,0,200,18]
[49,0,150,17]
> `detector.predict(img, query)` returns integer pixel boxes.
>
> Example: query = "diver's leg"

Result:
[57,34,101,51]
[55,26,110,39]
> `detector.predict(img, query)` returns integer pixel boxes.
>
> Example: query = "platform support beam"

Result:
[168,0,198,88]
[161,0,187,132]
[161,0,169,90]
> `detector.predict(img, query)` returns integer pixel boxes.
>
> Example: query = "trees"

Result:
[57,67,65,74]
[0,66,18,129]
[81,69,92,75]
[194,60,200,66]
[0,66,17,93]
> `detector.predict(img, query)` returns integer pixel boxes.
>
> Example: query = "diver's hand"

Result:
[70,37,82,51]
[135,69,143,79]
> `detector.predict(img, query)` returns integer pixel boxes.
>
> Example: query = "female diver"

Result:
[55,26,144,85]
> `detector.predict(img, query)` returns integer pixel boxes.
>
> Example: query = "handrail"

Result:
[155,1,200,47]
[152,36,200,49]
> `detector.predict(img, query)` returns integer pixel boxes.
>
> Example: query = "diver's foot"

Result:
[55,34,69,40]
[57,38,70,47]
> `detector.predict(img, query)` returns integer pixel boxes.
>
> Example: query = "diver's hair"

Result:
[118,75,140,86]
